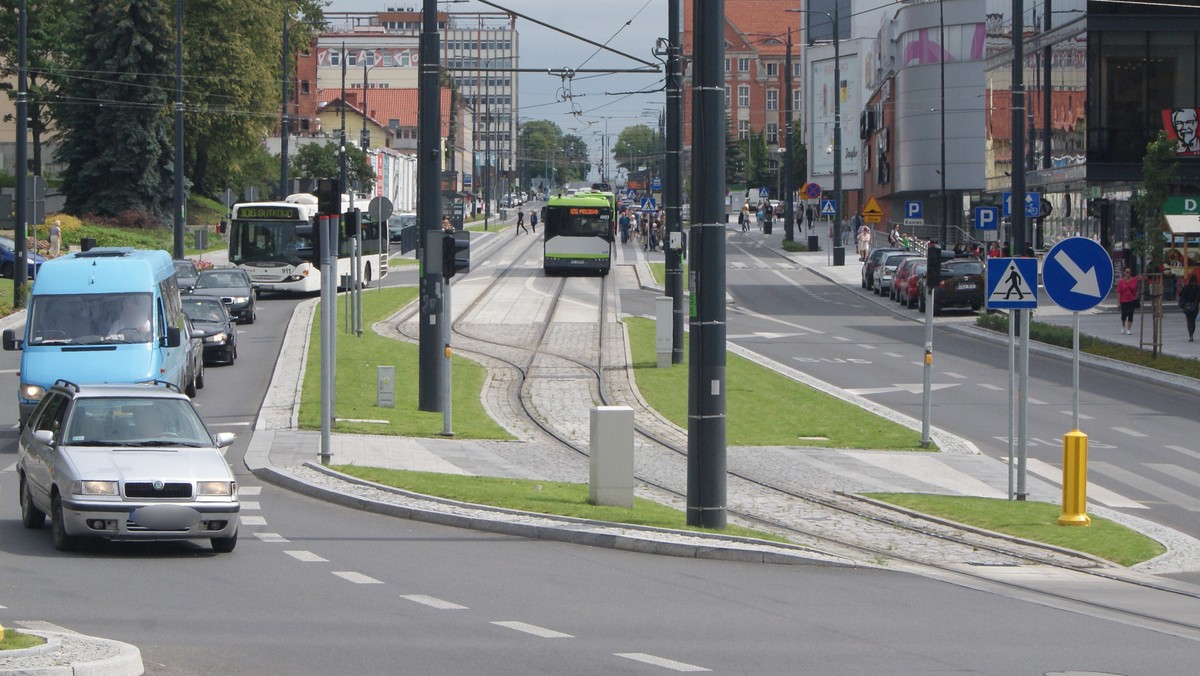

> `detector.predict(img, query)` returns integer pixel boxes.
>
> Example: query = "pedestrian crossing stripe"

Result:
[986,257,1038,309]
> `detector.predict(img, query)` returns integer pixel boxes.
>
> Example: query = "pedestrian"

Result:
[805,205,815,230]
[856,224,872,261]
[441,215,454,233]
[1179,273,1200,342]
[49,219,61,257]
[619,210,630,244]
[738,206,747,232]
[763,201,774,232]
[988,242,1001,258]
[530,209,538,233]
[1116,267,1139,335]
[516,210,528,234]
[888,224,901,247]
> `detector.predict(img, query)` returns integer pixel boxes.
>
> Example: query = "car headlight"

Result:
[197,481,235,497]
[74,480,119,496]
[231,296,249,304]
[204,333,228,344]
[19,383,45,402]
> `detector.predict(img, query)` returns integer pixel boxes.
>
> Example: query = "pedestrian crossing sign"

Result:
[819,199,836,216]
[986,258,1038,309]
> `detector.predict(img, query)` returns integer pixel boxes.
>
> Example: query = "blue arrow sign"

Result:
[1042,237,1113,312]
[986,258,1038,309]
[974,206,999,230]
[1002,191,1042,218]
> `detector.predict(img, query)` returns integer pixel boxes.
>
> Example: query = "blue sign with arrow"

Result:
[1042,237,1113,312]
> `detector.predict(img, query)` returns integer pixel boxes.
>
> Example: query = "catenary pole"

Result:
[665,0,684,364]
[174,0,184,260]
[1011,0,1029,499]
[418,0,445,411]
[687,0,727,529]
[14,0,28,307]
[280,11,290,199]
[783,29,794,243]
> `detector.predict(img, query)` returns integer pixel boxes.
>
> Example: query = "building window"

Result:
[793,89,802,113]
[329,50,340,67]
[725,57,730,72]
[766,122,778,144]
[766,62,778,77]
[738,120,749,140]
[766,89,778,111]
[737,85,749,107]
[300,80,310,95]
[794,62,802,77]
[725,85,730,109]
[738,57,750,73]
[347,51,358,67]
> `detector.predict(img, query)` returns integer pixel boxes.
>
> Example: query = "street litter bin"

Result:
[763,221,773,235]
[807,235,819,252]
[833,245,845,266]
[80,237,97,252]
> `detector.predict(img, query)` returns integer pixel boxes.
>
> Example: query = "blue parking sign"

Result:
[974,206,999,230]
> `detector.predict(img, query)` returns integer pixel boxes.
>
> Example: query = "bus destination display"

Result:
[238,206,301,220]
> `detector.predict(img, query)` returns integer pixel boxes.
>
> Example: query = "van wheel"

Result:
[0,262,12,278]
[21,474,46,529]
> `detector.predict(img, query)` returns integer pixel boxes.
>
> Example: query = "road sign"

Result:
[627,189,639,201]
[368,196,393,224]
[819,199,836,217]
[904,200,923,226]
[759,187,770,198]
[804,183,822,199]
[651,177,662,192]
[640,197,657,212]
[986,258,1038,309]
[1042,237,1113,312]
[1002,191,1041,218]
[974,206,999,230]
[862,197,883,224]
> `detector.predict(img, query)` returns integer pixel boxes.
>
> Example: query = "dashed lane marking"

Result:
[884,352,905,358]
[1027,397,1047,405]
[333,571,384,584]
[856,344,876,350]
[615,653,710,672]
[240,501,260,511]
[285,550,328,563]
[1060,411,1094,420]
[401,595,468,610]
[833,336,851,342]
[978,383,1003,391]
[255,532,289,543]
[239,515,267,526]
[943,371,966,379]
[491,621,573,638]
[239,486,262,496]
[1112,427,1148,438]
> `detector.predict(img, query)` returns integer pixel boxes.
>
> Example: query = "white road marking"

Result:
[239,515,267,526]
[1146,464,1200,492]
[1091,461,1200,511]
[1027,397,1047,405]
[943,371,966,379]
[1060,411,1094,420]
[1166,445,1200,461]
[884,352,905,359]
[977,383,1003,391]
[255,532,289,543]
[833,336,851,341]
[1112,427,1148,438]
[400,595,468,610]
[847,453,1005,498]
[285,550,328,563]
[1024,458,1146,509]
[239,501,260,511]
[207,421,253,427]
[3,462,16,473]
[333,571,384,584]
[846,383,960,396]
[856,343,876,350]
[0,369,18,375]
[616,653,710,672]
[239,486,262,496]
[491,621,573,638]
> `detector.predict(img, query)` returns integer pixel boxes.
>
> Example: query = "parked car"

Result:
[0,236,46,278]
[897,260,928,309]
[182,296,237,365]
[890,257,923,303]
[918,259,986,315]
[872,251,919,296]
[16,380,240,552]
[861,247,902,290]
[387,213,416,243]
[172,258,200,292]
[191,268,256,325]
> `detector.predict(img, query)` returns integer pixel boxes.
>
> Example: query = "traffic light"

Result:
[926,242,942,286]
[343,209,361,237]
[316,178,339,215]
[442,233,470,280]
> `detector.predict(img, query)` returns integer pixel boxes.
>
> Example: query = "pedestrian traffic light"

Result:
[926,242,942,286]
[442,233,470,279]
[316,178,339,215]
[343,209,360,237]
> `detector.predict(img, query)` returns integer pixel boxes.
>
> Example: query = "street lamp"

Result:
[789,4,841,256]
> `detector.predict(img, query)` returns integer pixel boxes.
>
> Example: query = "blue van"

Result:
[3,248,203,423]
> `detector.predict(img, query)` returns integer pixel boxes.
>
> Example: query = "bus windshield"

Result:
[229,219,313,266]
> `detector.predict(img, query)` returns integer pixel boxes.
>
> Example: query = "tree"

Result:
[725,139,746,185]
[560,134,589,183]
[1130,131,1178,272]
[56,0,175,219]
[518,119,564,189]
[0,1,79,176]
[612,124,660,177]
[745,131,769,190]
[291,141,372,190]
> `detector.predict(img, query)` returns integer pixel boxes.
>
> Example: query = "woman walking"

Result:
[1116,267,1139,335]
[1179,273,1200,342]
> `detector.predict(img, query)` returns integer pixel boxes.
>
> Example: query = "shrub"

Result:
[116,210,163,230]
[194,259,216,271]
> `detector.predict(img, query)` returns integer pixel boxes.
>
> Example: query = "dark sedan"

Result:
[191,268,256,324]
[173,259,200,292]
[182,296,237,365]
[919,259,986,315]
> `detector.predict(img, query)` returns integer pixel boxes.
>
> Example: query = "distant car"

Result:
[172,259,200,292]
[0,236,46,279]
[919,259,986,315]
[897,260,928,309]
[872,251,918,296]
[387,213,416,243]
[16,380,240,552]
[182,296,237,365]
[191,268,256,325]
[861,247,902,290]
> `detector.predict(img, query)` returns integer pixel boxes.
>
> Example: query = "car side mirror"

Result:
[3,328,22,351]
[191,328,205,339]
[32,429,53,445]
[164,326,182,348]
[214,432,236,448]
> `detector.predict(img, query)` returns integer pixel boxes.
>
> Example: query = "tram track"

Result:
[381,231,1200,637]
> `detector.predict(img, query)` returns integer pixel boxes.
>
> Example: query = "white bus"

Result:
[227,193,387,294]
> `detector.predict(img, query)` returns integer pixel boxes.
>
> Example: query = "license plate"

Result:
[958,283,976,290]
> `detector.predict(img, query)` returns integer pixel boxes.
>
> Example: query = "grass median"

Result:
[0,628,44,651]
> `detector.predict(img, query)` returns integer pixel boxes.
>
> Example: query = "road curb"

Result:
[0,628,143,676]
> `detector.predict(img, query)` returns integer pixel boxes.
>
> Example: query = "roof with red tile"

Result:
[317,87,454,136]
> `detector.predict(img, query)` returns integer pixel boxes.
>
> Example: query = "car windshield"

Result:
[182,299,227,323]
[27,293,154,345]
[946,262,985,275]
[388,214,416,229]
[195,271,248,289]
[173,261,198,277]
[65,397,212,447]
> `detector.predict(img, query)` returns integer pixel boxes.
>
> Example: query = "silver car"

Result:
[17,381,240,552]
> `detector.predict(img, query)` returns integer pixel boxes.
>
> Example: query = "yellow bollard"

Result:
[1058,429,1091,526]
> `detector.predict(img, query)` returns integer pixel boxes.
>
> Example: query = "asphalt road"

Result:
[3,245,1200,673]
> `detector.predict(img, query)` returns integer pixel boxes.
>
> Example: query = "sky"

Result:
[327,0,672,159]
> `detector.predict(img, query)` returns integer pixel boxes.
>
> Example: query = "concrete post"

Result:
[589,406,635,508]
[655,296,672,368]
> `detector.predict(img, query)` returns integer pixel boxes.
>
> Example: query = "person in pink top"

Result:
[1116,267,1139,335]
